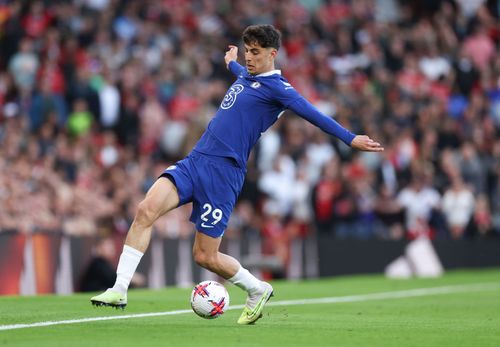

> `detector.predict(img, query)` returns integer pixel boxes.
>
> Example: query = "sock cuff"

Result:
[123,245,144,258]
[228,266,244,283]
[227,266,262,294]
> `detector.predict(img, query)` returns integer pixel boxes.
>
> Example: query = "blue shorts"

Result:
[160,151,245,238]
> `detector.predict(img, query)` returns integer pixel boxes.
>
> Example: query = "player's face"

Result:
[244,43,277,75]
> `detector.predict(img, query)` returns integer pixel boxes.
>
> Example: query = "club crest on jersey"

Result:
[251,81,261,89]
[221,84,244,109]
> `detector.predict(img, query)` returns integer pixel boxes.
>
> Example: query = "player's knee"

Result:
[193,249,218,270]
[135,200,157,226]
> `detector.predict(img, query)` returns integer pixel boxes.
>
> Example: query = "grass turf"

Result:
[0,269,499,347]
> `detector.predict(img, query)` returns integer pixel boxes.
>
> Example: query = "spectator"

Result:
[97,71,120,130]
[466,194,493,238]
[311,158,342,234]
[80,237,117,292]
[419,44,451,81]
[67,98,93,137]
[258,153,296,217]
[442,175,475,239]
[397,169,441,239]
[331,179,358,239]
[374,184,405,240]
[458,142,487,194]
[8,38,39,92]
[22,1,52,39]
[463,23,495,71]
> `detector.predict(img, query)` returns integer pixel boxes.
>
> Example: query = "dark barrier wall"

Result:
[433,240,500,269]
[317,235,500,277]
[317,238,407,277]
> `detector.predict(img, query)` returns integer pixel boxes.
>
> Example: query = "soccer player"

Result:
[91,24,384,325]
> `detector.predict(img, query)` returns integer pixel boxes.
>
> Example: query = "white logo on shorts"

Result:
[201,222,214,228]
[166,165,177,170]
[221,84,244,109]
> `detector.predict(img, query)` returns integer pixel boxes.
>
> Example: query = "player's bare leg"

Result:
[91,177,180,309]
[193,232,274,324]
[124,177,180,253]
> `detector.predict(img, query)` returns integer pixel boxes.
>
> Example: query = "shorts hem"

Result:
[196,228,225,238]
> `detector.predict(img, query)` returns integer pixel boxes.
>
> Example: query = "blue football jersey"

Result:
[193,61,355,169]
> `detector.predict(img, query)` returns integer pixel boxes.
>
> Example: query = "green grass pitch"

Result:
[1,269,499,347]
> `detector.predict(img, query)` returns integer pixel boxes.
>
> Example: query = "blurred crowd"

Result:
[1,0,500,261]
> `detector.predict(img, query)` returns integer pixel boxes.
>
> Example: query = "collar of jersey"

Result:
[253,69,281,77]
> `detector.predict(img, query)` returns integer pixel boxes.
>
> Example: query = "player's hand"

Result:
[350,135,384,152]
[225,45,238,67]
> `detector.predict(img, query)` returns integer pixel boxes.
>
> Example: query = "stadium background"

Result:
[0,0,499,296]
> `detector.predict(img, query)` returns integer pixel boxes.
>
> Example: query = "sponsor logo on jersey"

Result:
[251,81,261,89]
[221,84,244,109]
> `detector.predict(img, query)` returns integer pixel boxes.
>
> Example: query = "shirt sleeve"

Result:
[273,80,356,146]
[289,97,356,145]
[228,61,246,77]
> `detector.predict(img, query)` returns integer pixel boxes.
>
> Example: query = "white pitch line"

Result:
[0,282,498,331]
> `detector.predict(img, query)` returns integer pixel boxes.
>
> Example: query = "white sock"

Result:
[228,267,263,295]
[112,245,143,295]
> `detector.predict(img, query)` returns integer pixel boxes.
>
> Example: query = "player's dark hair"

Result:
[242,24,281,50]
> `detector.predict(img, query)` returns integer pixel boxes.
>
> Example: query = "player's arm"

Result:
[288,96,384,152]
[225,45,246,76]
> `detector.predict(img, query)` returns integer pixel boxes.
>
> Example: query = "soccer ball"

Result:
[190,281,230,319]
